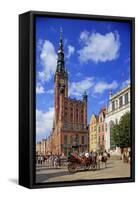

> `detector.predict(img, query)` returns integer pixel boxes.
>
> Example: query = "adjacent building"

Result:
[105,84,130,151]
[97,107,107,150]
[36,139,47,156]
[89,114,98,152]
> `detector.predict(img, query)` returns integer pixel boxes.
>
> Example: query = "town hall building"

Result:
[44,30,88,156]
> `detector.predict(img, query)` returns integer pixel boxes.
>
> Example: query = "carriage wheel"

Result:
[84,163,90,170]
[68,162,78,173]
[91,163,96,170]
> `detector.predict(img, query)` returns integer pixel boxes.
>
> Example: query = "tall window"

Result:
[99,126,100,133]
[119,96,123,107]
[82,136,84,144]
[102,125,104,132]
[64,135,67,145]
[65,112,67,121]
[105,123,107,132]
[76,109,78,123]
[102,135,104,143]
[70,135,73,144]
[70,113,73,122]
[99,136,100,144]
[116,100,118,108]
[81,115,83,123]
[125,93,128,104]
[112,101,115,111]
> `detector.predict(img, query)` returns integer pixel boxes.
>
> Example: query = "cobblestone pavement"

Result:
[36,156,130,183]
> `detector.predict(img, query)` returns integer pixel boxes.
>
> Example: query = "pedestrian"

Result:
[103,150,108,158]
[40,156,43,165]
[85,152,89,159]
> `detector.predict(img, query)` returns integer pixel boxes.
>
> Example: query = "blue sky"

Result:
[35,16,131,142]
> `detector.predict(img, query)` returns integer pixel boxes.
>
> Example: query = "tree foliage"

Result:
[112,112,131,148]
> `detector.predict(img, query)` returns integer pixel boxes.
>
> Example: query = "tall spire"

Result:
[83,91,88,101]
[60,27,62,41]
[58,27,63,54]
[56,27,65,73]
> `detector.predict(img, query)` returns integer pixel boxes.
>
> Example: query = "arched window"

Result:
[76,109,78,123]
[70,113,73,122]
[81,115,83,123]
[64,112,68,121]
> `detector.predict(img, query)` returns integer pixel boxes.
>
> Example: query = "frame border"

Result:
[19,11,135,189]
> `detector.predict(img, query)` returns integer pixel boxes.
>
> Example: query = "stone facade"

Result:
[105,84,130,151]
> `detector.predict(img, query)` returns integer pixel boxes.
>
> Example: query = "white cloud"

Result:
[122,79,130,88]
[78,31,120,63]
[94,80,118,94]
[36,107,54,137]
[68,78,118,97]
[69,77,94,97]
[38,40,57,82]
[80,30,89,42]
[66,45,75,59]
[36,83,45,94]
[46,89,54,95]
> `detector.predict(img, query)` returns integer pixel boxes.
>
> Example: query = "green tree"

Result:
[112,112,131,148]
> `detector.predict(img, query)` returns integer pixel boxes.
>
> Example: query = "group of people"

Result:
[37,150,110,167]
[68,150,110,162]
[50,154,61,167]
[36,154,62,167]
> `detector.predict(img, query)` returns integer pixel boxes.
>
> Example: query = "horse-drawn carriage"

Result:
[67,153,108,173]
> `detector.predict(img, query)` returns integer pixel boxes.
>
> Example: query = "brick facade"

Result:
[38,30,88,156]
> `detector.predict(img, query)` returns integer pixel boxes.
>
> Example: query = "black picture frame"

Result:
[19,10,135,189]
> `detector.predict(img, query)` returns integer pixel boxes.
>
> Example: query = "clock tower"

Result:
[54,28,68,124]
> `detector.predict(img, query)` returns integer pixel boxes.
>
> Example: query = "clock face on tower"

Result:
[60,79,65,85]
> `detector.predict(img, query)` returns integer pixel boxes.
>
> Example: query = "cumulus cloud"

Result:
[94,80,118,94]
[69,77,94,97]
[38,40,57,82]
[66,45,75,59]
[36,83,45,94]
[78,31,121,63]
[36,107,54,137]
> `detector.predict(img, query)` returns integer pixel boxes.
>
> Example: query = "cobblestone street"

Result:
[36,156,130,183]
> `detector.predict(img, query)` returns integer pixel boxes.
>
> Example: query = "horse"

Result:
[96,153,108,169]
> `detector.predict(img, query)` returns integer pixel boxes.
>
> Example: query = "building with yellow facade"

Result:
[89,113,98,152]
